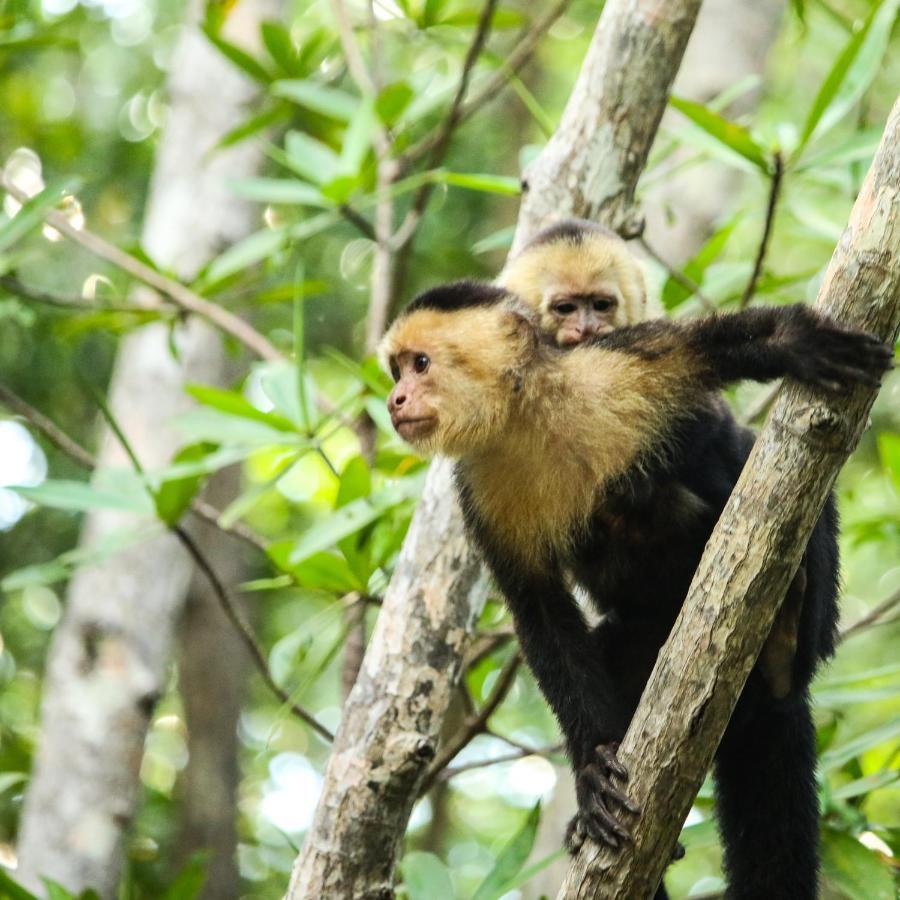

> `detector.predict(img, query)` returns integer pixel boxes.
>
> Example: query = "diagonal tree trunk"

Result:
[287,2,703,898]
[14,1,276,895]
[558,93,900,900]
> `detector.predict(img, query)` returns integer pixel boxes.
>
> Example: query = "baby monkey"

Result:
[498,219,647,345]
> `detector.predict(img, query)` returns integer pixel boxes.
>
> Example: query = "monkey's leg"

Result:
[759,560,806,699]
[714,689,819,900]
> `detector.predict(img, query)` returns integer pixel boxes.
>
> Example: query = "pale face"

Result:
[544,288,624,346]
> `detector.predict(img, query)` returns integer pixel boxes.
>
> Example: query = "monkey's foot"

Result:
[566,743,640,853]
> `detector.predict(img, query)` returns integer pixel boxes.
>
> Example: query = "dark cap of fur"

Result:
[525,218,621,249]
[403,280,509,317]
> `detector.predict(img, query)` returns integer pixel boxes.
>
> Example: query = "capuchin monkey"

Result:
[380,284,892,900]
[498,219,648,345]
[503,218,806,702]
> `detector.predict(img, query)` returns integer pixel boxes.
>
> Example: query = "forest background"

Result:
[0,0,898,898]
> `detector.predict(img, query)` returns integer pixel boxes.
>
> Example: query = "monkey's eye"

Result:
[552,302,577,315]
[413,353,430,374]
[593,297,614,312]
[390,360,400,382]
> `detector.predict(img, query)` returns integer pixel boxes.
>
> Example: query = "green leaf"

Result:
[284,131,342,184]
[42,881,78,900]
[820,827,895,900]
[877,433,900,490]
[160,852,209,900]
[340,102,375,175]
[670,96,770,171]
[272,80,360,122]
[0,869,41,900]
[0,179,80,255]
[375,82,414,125]
[798,0,899,152]
[214,104,292,151]
[12,478,152,515]
[203,28,272,83]
[821,718,900,771]
[337,456,372,507]
[437,170,522,196]
[153,443,214,526]
[472,225,516,255]
[227,177,328,207]
[200,227,287,286]
[185,384,297,432]
[288,476,423,564]
[422,0,450,26]
[261,21,301,76]
[471,803,542,900]
[831,770,900,801]
[400,852,455,900]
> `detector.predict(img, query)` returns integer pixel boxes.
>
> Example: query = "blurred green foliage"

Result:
[0,0,898,897]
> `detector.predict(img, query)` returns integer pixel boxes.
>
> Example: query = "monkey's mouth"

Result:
[392,416,438,441]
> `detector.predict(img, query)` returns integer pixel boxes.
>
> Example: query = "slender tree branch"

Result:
[420,652,521,794]
[0,383,96,468]
[739,151,784,309]
[637,236,715,313]
[338,203,376,240]
[2,180,284,361]
[328,0,375,97]
[0,384,334,740]
[175,525,334,742]
[839,587,900,642]
[439,742,565,781]
[0,274,132,312]
[400,0,572,168]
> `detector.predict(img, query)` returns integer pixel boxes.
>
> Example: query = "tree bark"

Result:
[287,2,703,897]
[14,2,275,895]
[557,93,900,900]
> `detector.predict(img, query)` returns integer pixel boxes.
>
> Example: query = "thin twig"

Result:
[400,0,571,168]
[461,625,516,670]
[438,742,564,781]
[328,0,375,96]
[420,651,521,793]
[637,237,715,313]
[338,203,376,241]
[839,587,900,642]
[739,379,782,425]
[0,274,129,311]
[739,151,783,309]
[175,525,334,742]
[2,181,283,361]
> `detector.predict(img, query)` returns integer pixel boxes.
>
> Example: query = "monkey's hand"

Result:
[565,743,640,854]
[777,307,894,392]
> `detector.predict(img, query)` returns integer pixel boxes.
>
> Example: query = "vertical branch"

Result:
[557,96,900,900]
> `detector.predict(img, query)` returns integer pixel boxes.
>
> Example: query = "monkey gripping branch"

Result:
[558,94,900,900]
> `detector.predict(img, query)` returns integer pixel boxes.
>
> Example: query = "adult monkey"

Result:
[380,284,891,899]
[499,219,822,892]
[500,218,805,699]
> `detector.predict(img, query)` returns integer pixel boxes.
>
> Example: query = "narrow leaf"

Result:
[272,80,360,121]
[471,803,542,900]
[670,96,769,171]
[203,28,272,83]
[820,827,894,900]
[227,177,328,206]
[0,179,80,254]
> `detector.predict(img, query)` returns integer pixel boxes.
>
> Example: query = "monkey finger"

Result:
[594,743,629,780]
[584,766,641,814]
[589,799,633,842]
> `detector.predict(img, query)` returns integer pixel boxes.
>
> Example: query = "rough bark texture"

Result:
[512,0,703,253]
[14,2,274,895]
[557,94,900,900]
[288,2,703,897]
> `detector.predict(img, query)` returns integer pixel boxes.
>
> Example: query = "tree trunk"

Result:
[557,93,900,900]
[287,2,703,897]
[15,1,275,895]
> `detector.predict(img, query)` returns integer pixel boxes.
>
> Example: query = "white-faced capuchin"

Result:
[379,283,892,900]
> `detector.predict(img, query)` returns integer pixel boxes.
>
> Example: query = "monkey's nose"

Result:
[389,391,407,411]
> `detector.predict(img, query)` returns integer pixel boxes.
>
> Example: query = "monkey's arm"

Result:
[602,304,892,392]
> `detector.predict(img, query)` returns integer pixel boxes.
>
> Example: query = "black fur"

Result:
[452,306,890,898]
[403,280,508,316]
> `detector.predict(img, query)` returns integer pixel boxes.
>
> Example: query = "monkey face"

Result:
[380,301,529,456]
[387,349,440,444]
[545,293,620,346]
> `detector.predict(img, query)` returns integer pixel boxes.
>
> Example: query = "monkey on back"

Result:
[380,220,892,899]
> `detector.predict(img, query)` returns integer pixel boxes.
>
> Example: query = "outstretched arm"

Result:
[601,304,892,392]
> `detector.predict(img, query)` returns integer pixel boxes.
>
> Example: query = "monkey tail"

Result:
[713,688,820,900]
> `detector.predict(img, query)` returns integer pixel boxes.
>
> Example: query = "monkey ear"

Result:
[506,307,540,349]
